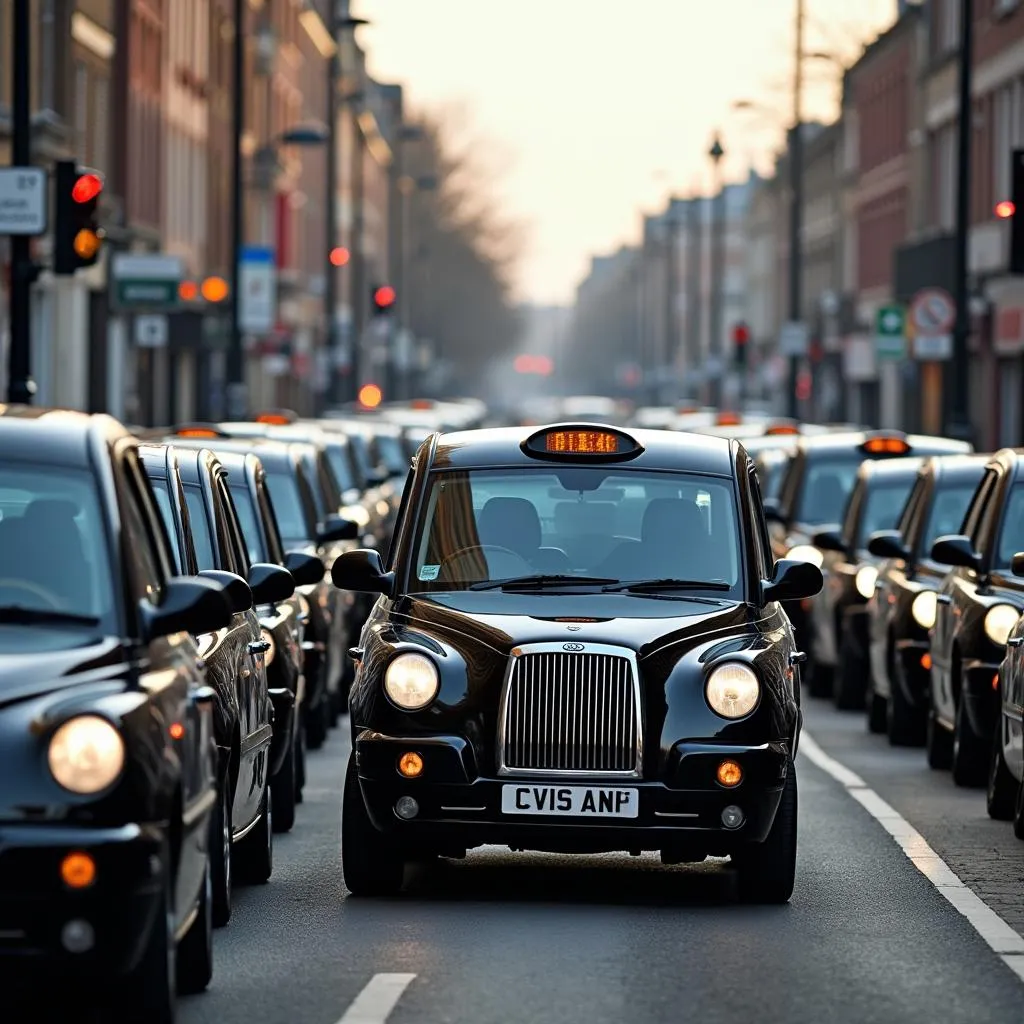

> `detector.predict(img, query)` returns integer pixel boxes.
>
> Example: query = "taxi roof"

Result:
[856,456,924,480]
[424,423,737,476]
[925,452,990,483]
[0,405,131,467]
[792,430,971,455]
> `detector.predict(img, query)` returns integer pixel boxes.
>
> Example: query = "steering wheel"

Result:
[439,544,530,580]
[0,578,63,609]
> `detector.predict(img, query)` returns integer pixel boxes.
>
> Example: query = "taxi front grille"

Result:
[498,648,641,776]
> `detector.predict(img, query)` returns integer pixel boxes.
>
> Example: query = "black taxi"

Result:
[332,423,823,903]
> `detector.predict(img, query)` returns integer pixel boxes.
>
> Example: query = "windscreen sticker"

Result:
[419,564,440,581]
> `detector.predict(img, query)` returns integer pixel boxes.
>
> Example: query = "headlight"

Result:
[911,591,937,630]
[984,604,1021,647]
[855,565,878,599]
[341,504,370,527]
[48,716,125,794]
[262,628,276,666]
[384,652,440,710]
[706,663,761,719]
[787,545,823,568]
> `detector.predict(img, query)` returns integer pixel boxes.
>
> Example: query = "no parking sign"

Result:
[909,288,955,360]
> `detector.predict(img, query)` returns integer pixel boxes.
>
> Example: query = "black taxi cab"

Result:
[765,430,972,697]
[332,423,822,903]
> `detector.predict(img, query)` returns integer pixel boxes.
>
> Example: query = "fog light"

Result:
[61,919,95,953]
[716,760,743,787]
[60,852,96,889]
[395,796,419,819]
[721,805,745,829]
[398,751,424,778]
[921,653,932,670]
[993,673,999,691]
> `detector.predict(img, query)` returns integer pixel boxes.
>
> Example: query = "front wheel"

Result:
[834,627,866,710]
[867,691,887,734]
[926,706,953,770]
[1014,775,1024,841]
[271,736,297,834]
[732,761,797,904]
[342,753,405,896]
[987,715,1016,820]
[176,852,213,994]
[235,785,273,884]
[211,782,232,927]
[951,696,987,787]
[887,654,925,746]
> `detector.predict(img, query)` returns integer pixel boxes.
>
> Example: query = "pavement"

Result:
[178,696,1024,1024]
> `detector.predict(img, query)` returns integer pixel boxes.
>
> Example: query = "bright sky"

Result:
[355,0,898,305]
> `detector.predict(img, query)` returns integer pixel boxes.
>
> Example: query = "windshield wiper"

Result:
[468,574,618,592]
[602,578,731,593]
[0,605,101,627]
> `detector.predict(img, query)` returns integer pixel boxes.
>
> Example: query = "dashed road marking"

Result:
[801,731,1024,984]
[335,973,417,1023]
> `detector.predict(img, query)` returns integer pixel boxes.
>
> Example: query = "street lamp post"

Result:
[786,0,805,421]
[227,0,246,419]
[708,134,726,409]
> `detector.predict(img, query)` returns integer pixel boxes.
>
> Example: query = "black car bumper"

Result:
[962,659,1000,740]
[0,822,165,978]
[353,731,791,854]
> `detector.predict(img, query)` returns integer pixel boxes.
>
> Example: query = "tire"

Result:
[986,713,1016,820]
[833,628,866,710]
[867,692,887,734]
[732,759,797,905]
[236,785,273,884]
[951,695,987,787]
[887,654,925,747]
[271,735,297,834]
[306,699,328,750]
[296,724,307,805]
[342,752,405,896]
[1013,775,1024,840]
[211,782,232,927]
[926,705,953,770]
[176,851,213,994]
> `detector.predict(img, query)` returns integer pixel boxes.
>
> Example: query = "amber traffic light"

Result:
[55,161,104,275]
[358,383,383,408]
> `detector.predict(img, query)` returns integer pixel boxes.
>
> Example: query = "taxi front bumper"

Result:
[0,822,165,980]
[353,732,792,852]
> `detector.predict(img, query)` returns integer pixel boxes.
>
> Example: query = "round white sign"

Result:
[910,289,955,335]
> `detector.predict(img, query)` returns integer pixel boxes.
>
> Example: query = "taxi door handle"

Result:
[936,594,952,605]
[1007,637,1023,647]
[789,651,807,666]
[248,639,271,654]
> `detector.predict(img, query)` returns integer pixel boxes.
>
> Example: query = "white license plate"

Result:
[501,784,638,819]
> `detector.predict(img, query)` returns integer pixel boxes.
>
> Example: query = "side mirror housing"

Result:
[198,569,252,613]
[762,497,785,524]
[367,470,388,488]
[317,512,360,545]
[249,562,296,604]
[867,529,909,561]
[761,558,824,605]
[284,550,325,587]
[142,576,234,639]
[930,534,979,569]
[331,548,395,596]
[811,527,846,553]
[1012,553,1024,578]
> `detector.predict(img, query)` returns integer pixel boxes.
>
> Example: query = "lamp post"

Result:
[227,0,246,419]
[708,133,726,409]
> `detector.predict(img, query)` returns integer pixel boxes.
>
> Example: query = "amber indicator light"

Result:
[169,722,185,740]
[716,412,742,426]
[398,752,424,778]
[765,423,799,435]
[256,412,293,425]
[545,431,619,454]
[862,436,910,454]
[61,852,96,889]
[921,652,932,670]
[176,428,219,438]
[716,760,743,787]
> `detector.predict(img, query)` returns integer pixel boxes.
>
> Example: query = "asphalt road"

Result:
[179,699,1024,1024]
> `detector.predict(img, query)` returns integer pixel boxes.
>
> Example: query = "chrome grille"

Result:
[499,647,641,776]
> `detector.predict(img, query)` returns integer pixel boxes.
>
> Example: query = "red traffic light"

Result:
[72,173,103,204]
[732,322,750,345]
[330,246,350,266]
[996,200,1016,219]
[374,285,396,308]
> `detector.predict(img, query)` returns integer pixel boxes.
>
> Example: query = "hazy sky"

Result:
[355,0,898,305]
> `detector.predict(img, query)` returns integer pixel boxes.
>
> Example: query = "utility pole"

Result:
[7,1,36,404]
[708,134,725,408]
[946,0,973,442]
[226,0,246,419]
[350,100,365,399]
[325,6,341,407]
[787,0,805,420]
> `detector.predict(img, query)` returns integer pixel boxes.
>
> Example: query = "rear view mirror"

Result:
[198,569,253,613]
[1011,552,1024,578]
[761,558,824,605]
[249,562,296,604]
[284,550,325,587]
[867,530,909,561]
[331,548,394,596]
[143,576,234,639]
[318,512,360,544]
[930,534,979,569]
[811,527,845,553]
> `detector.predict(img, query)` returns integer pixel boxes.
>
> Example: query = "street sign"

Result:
[909,288,954,361]
[135,314,168,348]
[875,304,906,359]
[779,321,809,356]
[111,253,184,311]
[239,246,276,333]
[0,167,47,235]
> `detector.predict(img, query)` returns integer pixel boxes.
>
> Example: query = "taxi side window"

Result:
[746,466,772,578]
[255,477,286,564]
[841,478,865,548]
[387,468,415,570]
[897,476,925,539]
[217,476,251,578]
[962,469,999,550]
[121,451,168,604]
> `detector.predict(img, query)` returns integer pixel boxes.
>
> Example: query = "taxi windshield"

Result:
[996,484,1024,568]
[410,468,742,593]
[856,481,915,549]
[0,464,115,629]
[795,455,862,525]
[265,470,311,548]
[923,484,978,550]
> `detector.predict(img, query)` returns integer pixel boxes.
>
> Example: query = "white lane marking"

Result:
[800,731,1024,984]
[336,973,417,1024]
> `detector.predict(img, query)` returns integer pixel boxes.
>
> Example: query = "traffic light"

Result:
[1007,149,1024,275]
[330,246,350,267]
[732,321,750,367]
[54,161,104,275]
[372,284,396,315]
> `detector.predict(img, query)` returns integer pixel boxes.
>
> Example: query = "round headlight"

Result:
[261,628,276,666]
[984,604,1021,647]
[911,590,937,630]
[855,565,878,599]
[384,652,440,710]
[706,663,761,719]
[787,545,824,568]
[48,716,125,794]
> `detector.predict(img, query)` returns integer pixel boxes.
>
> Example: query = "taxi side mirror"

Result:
[761,558,823,605]
[332,548,395,596]
[318,513,360,544]
[1011,552,1024,578]
[930,534,979,569]
[198,569,253,613]
[143,576,234,639]
[284,550,325,587]
[249,562,296,604]
[867,530,909,561]
[811,527,846,553]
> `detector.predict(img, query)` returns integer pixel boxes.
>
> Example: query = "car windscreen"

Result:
[265,469,311,548]
[763,459,787,500]
[376,434,407,476]
[923,483,980,551]
[856,480,916,549]
[995,484,1024,568]
[0,463,116,628]
[348,434,374,480]
[324,444,356,493]
[229,482,267,564]
[795,454,863,525]
[409,467,742,595]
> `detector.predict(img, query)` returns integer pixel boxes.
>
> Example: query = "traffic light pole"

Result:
[226,0,247,420]
[7,0,35,404]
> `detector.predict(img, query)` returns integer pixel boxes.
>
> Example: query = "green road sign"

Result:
[875,305,906,360]
[110,252,183,312]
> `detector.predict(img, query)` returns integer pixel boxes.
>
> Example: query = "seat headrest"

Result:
[24,499,82,525]
[642,499,706,543]
[478,497,541,552]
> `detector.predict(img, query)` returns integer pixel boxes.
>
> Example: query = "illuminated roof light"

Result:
[359,383,383,408]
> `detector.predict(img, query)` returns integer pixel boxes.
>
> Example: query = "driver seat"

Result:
[477,497,571,573]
